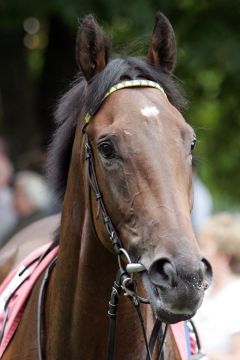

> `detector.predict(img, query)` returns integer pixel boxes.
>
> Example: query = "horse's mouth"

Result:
[141,273,197,324]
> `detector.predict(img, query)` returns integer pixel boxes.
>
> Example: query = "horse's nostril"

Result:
[149,258,177,288]
[201,258,213,289]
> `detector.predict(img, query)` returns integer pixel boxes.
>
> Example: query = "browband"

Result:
[85,79,166,124]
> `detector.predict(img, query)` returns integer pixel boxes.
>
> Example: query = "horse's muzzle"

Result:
[142,256,212,323]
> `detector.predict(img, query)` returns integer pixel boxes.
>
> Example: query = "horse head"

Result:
[73,13,212,324]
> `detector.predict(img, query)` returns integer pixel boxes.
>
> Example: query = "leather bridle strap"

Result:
[107,269,123,360]
[84,134,123,255]
[107,269,165,360]
[84,79,167,124]
[37,256,58,360]
[148,319,163,356]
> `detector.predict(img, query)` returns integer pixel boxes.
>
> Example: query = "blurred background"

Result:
[1,3,240,356]
[0,0,240,226]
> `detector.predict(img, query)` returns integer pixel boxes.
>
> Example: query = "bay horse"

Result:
[2,12,212,360]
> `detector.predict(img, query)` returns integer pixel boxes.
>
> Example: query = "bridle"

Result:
[37,80,204,360]
[83,80,169,360]
[84,131,168,360]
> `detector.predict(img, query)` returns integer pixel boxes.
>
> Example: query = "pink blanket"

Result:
[0,244,59,358]
[171,322,188,359]
[0,244,192,359]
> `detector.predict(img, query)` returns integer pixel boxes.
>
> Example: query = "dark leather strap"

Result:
[147,319,162,359]
[84,134,123,255]
[107,270,123,360]
[37,257,57,360]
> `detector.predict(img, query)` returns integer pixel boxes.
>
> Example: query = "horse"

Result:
[1,12,212,360]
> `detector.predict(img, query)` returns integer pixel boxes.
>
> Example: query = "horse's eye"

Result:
[191,138,197,151]
[98,142,116,159]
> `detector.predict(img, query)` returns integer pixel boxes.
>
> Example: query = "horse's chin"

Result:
[149,299,195,324]
[142,273,197,324]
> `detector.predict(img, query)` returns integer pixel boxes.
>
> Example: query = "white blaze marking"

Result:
[141,106,159,118]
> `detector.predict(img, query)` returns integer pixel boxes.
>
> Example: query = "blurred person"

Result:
[0,138,17,245]
[2,170,52,245]
[191,163,213,234]
[195,213,240,359]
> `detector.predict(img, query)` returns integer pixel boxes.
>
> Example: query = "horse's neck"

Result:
[46,216,153,359]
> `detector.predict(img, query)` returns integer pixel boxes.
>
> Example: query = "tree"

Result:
[0,0,239,205]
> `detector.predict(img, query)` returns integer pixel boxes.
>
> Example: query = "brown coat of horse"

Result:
[1,12,212,360]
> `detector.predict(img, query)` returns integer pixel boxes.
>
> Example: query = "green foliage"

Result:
[1,0,240,208]
[172,1,240,207]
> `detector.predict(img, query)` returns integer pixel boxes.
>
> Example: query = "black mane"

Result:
[47,56,186,204]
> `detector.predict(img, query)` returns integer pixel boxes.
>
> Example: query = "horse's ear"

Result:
[147,12,176,74]
[76,15,110,81]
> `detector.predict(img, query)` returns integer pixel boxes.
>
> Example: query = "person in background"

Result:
[2,170,52,246]
[195,213,240,360]
[191,163,213,234]
[0,138,17,245]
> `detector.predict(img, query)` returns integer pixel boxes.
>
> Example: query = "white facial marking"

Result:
[141,106,160,118]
